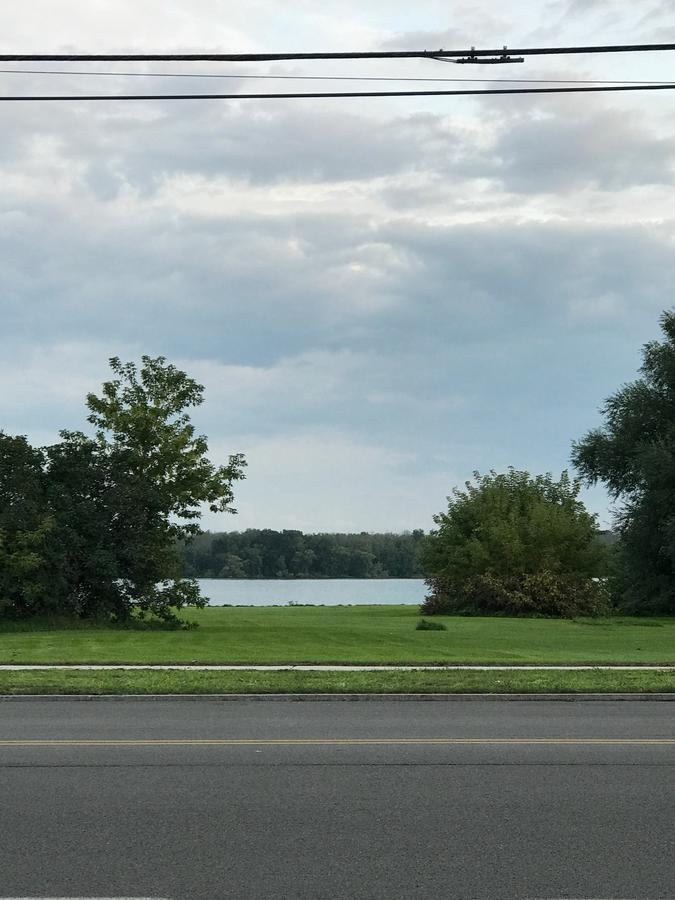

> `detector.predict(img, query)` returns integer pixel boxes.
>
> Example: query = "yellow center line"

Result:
[0,738,673,746]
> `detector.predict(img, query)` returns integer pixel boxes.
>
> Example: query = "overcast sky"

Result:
[2,0,675,532]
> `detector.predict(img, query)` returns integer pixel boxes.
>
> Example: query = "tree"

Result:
[42,434,124,619]
[572,310,675,614]
[0,356,245,623]
[421,468,609,617]
[179,528,426,579]
[81,355,246,621]
[0,434,56,617]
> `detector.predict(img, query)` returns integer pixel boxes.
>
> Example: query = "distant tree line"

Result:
[181,529,425,579]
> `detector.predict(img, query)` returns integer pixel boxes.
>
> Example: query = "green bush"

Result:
[415,618,447,631]
[421,469,610,618]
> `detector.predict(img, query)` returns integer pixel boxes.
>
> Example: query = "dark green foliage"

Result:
[421,469,610,618]
[0,356,245,623]
[180,529,425,579]
[42,435,124,619]
[0,435,56,617]
[572,310,675,614]
[415,618,447,631]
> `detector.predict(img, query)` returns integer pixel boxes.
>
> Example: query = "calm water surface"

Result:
[197,578,427,606]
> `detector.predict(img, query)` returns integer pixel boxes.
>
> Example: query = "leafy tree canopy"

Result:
[0,356,245,623]
[572,310,675,613]
[0,434,55,617]
[421,468,609,618]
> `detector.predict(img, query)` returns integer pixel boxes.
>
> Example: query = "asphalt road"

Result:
[0,699,673,900]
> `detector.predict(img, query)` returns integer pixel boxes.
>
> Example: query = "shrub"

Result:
[421,469,609,618]
[416,618,447,631]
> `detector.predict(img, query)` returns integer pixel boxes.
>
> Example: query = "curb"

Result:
[1,692,674,701]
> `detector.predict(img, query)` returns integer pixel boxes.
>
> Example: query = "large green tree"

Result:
[0,356,245,622]
[572,310,675,614]
[80,355,246,620]
[421,469,609,617]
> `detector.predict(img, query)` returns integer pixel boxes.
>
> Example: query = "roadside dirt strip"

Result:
[2,664,675,671]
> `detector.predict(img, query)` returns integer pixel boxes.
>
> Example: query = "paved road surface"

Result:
[0,699,673,899]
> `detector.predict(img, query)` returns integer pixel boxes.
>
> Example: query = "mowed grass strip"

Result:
[1,668,674,695]
[1,605,674,665]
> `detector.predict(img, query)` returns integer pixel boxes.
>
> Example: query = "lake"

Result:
[197,578,427,606]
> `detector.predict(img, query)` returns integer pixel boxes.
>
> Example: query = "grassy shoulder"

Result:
[1,668,674,695]
[1,605,675,666]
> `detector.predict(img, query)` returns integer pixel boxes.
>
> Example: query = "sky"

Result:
[2,0,675,533]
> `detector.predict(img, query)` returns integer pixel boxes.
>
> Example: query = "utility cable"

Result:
[2,83,675,101]
[0,68,672,85]
[2,42,675,63]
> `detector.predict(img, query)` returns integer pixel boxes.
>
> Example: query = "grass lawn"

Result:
[1,605,674,666]
[1,668,674,695]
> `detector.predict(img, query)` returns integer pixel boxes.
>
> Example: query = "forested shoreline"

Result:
[180,529,426,579]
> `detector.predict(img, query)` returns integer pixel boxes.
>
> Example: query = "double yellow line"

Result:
[0,738,674,746]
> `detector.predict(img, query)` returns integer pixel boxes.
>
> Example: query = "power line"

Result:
[2,83,675,101]
[0,68,672,85]
[2,42,675,63]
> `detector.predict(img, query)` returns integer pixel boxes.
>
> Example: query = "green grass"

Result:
[1,605,674,665]
[1,668,674,695]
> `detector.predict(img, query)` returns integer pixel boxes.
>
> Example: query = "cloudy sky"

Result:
[2,0,675,532]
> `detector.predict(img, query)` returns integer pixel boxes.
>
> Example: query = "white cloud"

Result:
[205,428,458,532]
[2,0,673,530]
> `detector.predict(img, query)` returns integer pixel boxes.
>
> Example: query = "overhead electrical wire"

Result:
[2,42,675,62]
[0,68,672,85]
[3,41,675,100]
[3,83,675,101]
